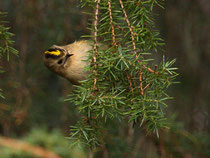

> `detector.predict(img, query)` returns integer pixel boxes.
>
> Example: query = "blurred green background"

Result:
[0,0,209,158]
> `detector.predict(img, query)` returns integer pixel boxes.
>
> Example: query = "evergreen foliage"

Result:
[0,11,18,98]
[67,0,178,148]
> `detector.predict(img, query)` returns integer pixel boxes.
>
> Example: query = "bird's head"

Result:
[43,45,73,74]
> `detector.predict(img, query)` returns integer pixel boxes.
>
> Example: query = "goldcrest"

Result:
[43,40,91,85]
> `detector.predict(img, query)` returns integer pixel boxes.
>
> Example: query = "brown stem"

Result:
[126,72,134,93]
[119,0,138,59]
[139,71,143,95]
[119,0,146,95]
[107,0,117,47]
[142,64,158,74]
[143,83,150,90]
[93,0,101,91]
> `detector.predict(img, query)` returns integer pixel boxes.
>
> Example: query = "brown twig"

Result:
[107,0,117,47]
[0,137,61,158]
[139,71,143,95]
[119,0,138,59]
[143,64,158,74]
[119,0,145,95]
[93,0,101,91]
[119,0,158,76]
[126,72,134,93]
[143,83,150,90]
[115,1,157,94]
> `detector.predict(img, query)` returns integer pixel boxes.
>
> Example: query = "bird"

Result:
[43,40,91,85]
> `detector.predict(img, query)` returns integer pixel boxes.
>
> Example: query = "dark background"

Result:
[0,0,209,157]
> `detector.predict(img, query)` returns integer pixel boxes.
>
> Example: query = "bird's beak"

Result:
[63,54,74,65]
[66,54,74,58]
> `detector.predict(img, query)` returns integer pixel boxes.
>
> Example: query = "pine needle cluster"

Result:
[67,0,178,148]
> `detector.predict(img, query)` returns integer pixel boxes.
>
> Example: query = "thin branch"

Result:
[143,64,158,74]
[126,72,134,93]
[107,0,117,47]
[143,83,150,90]
[119,0,138,59]
[93,0,101,91]
[119,0,146,95]
[139,71,143,95]
[119,0,158,75]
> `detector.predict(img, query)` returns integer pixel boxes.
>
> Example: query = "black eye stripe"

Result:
[45,54,60,59]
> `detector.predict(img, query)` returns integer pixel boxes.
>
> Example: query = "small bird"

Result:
[43,40,91,85]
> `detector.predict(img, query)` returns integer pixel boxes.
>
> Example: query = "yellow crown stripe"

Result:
[44,50,61,56]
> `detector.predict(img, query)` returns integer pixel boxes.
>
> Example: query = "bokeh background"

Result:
[0,0,209,158]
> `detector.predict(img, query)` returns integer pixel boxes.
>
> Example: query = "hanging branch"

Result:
[108,0,137,94]
[107,0,117,47]
[68,0,178,149]
[126,72,134,93]
[119,0,158,77]
[107,0,136,94]
[93,0,101,91]
[119,0,145,95]
[119,0,138,59]
[139,71,143,95]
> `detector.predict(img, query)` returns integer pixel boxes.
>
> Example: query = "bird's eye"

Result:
[57,59,63,64]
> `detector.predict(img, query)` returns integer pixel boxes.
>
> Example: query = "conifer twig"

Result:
[142,65,158,74]
[119,0,157,76]
[126,72,134,93]
[107,0,117,47]
[143,83,150,90]
[119,0,145,94]
[93,0,101,91]
[139,71,143,95]
[119,0,138,59]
